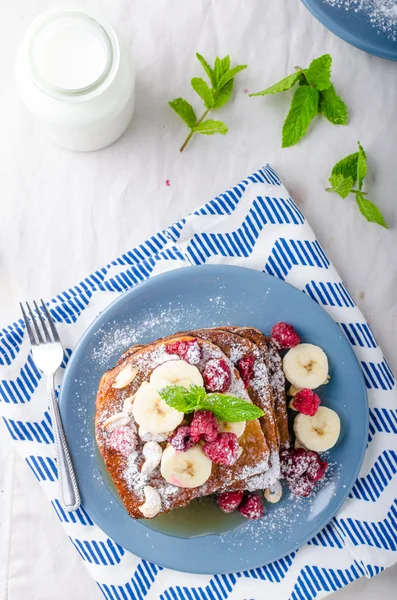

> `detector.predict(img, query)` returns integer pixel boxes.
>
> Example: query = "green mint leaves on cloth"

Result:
[169,53,247,152]
[250,54,348,147]
[326,142,388,228]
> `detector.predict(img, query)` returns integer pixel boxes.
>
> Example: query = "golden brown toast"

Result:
[222,327,290,450]
[117,326,288,484]
[95,335,270,519]
[181,328,281,487]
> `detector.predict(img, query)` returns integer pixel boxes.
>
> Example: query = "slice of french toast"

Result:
[95,335,270,519]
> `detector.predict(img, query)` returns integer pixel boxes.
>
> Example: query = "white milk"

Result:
[15,7,135,151]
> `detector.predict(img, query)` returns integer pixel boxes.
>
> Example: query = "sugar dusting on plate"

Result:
[323,0,397,39]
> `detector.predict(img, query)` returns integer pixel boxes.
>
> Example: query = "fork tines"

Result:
[20,300,60,346]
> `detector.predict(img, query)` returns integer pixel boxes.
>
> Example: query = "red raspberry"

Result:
[217,490,244,513]
[237,353,256,388]
[109,426,137,457]
[280,448,308,480]
[165,339,202,365]
[280,448,328,497]
[168,426,194,452]
[293,389,321,416]
[306,451,328,482]
[271,322,300,349]
[288,475,315,498]
[203,358,231,392]
[238,494,265,519]
[203,432,240,466]
[190,410,218,443]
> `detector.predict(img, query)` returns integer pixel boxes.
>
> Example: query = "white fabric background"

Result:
[0,0,396,598]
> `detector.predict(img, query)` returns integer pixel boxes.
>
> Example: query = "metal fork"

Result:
[20,300,81,512]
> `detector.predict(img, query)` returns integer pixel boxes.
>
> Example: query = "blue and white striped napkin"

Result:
[1,165,396,600]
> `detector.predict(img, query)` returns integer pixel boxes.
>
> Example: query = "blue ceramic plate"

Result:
[302,0,397,61]
[59,265,368,574]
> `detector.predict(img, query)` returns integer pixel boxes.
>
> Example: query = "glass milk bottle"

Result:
[15,6,135,151]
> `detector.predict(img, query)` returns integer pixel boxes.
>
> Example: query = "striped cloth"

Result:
[1,165,396,600]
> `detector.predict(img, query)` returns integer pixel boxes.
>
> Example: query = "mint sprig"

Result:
[326,142,388,228]
[169,53,247,152]
[250,54,348,147]
[158,384,264,422]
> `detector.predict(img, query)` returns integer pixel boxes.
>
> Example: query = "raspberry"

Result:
[217,490,244,513]
[271,322,300,349]
[280,448,308,480]
[292,389,321,416]
[203,432,240,466]
[280,447,328,497]
[238,494,265,519]
[190,410,218,443]
[109,426,137,457]
[203,359,231,392]
[237,353,256,388]
[288,475,315,498]
[165,339,202,365]
[305,451,328,482]
[168,426,194,452]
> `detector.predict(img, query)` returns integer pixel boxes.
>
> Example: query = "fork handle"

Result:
[47,374,81,512]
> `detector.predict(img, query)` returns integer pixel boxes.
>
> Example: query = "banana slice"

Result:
[112,364,138,389]
[161,445,212,488]
[123,391,138,415]
[132,382,184,434]
[294,406,340,452]
[139,486,162,518]
[218,420,246,438]
[288,384,302,397]
[150,359,203,390]
[283,344,328,389]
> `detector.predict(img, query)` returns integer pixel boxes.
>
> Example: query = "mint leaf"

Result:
[188,384,207,405]
[249,72,299,96]
[172,53,246,151]
[319,85,348,125]
[214,57,223,86]
[158,385,198,413]
[355,194,388,228]
[193,119,228,135]
[331,152,359,185]
[305,54,332,90]
[169,98,197,128]
[326,174,354,199]
[191,77,214,108]
[217,65,247,89]
[357,141,367,190]
[282,85,319,147]
[196,53,216,87]
[159,384,264,422]
[213,79,233,109]
[298,71,308,86]
[220,56,231,78]
[201,394,264,422]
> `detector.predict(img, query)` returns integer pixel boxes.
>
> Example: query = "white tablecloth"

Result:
[1,0,396,598]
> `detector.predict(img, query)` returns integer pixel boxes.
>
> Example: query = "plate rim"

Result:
[301,0,397,61]
[59,264,369,574]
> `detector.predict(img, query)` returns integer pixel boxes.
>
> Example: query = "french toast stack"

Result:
[95,327,289,519]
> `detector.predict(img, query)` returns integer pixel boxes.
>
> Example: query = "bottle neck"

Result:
[26,8,115,100]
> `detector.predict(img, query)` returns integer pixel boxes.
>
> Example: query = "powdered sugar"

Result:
[268,342,286,396]
[244,451,280,490]
[322,0,397,39]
